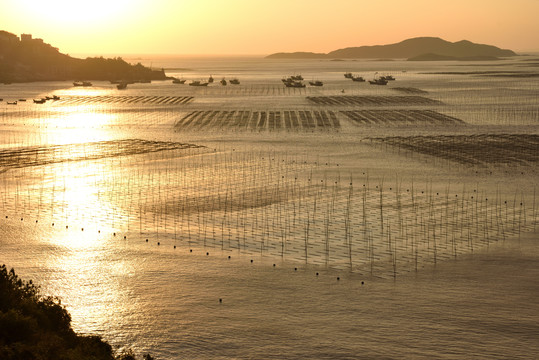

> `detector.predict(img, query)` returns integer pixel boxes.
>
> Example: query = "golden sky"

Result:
[1,0,538,55]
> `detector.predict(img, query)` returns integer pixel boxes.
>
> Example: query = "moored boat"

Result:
[172,78,186,84]
[117,82,128,90]
[309,80,323,86]
[189,80,209,86]
[284,81,305,88]
[220,78,227,86]
[369,78,388,85]
[351,76,365,82]
[344,72,353,79]
[229,78,240,85]
[73,81,92,87]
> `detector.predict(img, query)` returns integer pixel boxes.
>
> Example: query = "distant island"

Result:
[266,37,517,60]
[0,30,169,83]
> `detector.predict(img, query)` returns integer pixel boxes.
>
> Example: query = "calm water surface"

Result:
[1,57,538,359]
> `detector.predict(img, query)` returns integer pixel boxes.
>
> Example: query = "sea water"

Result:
[1,57,538,359]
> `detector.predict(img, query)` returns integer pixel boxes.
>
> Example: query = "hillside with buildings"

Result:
[0,31,168,83]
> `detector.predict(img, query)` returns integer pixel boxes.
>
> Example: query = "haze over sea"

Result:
[1,56,538,359]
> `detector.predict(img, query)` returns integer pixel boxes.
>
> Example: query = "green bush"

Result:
[0,265,154,360]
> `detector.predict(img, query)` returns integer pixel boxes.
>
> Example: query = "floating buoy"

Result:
[206,252,209,256]
[250,259,253,263]
[174,245,176,249]
[228,255,231,259]
[337,277,340,281]
[190,249,192,253]
[157,242,160,246]
[81,228,84,231]
[294,268,297,271]
[316,272,319,276]
[145,239,148,242]
[361,281,365,285]
[219,298,222,303]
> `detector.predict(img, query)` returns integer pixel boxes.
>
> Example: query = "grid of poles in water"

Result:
[368,134,539,167]
[1,143,536,278]
[53,96,194,105]
[174,110,340,131]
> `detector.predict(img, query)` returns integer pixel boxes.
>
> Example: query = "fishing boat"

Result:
[7,101,17,105]
[351,76,365,82]
[291,75,303,81]
[369,78,388,85]
[309,80,323,86]
[172,78,186,84]
[52,95,60,100]
[189,80,209,86]
[33,98,46,104]
[229,78,240,85]
[344,72,353,79]
[220,78,227,86]
[381,75,395,81]
[117,82,128,90]
[284,81,305,88]
[208,75,214,83]
[73,81,92,87]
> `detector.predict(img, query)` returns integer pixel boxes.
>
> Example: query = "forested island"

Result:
[0,31,169,83]
[266,37,517,60]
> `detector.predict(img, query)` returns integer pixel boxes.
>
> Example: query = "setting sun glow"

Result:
[1,0,538,55]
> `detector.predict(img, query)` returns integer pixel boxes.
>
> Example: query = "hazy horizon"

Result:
[2,0,539,55]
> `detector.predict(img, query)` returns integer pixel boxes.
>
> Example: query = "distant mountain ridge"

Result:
[266,37,517,60]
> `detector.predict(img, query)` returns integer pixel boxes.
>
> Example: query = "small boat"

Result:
[208,75,214,83]
[73,81,92,87]
[189,81,209,86]
[344,72,353,79]
[291,75,303,81]
[368,78,388,85]
[229,78,240,85]
[33,98,46,104]
[284,81,305,88]
[172,78,186,84]
[7,101,17,105]
[351,76,365,82]
[220,78,227,86]
[381,75,395,81]
[18,99,27,102]
[309,80,323,86]
[52,95,60,100]
[117,82,128,90]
